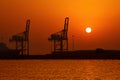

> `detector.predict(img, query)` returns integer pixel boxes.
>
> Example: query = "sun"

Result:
[86,27,92,33]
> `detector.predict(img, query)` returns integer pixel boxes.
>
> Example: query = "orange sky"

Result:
[0,0,120,54]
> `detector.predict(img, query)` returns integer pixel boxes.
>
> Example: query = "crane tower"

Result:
[9,19,30,55]
[48,17,69,53]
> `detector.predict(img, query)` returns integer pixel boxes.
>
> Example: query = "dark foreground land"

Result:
[0,50,120,59]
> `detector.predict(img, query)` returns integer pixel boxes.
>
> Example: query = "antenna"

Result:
[72,35,74,51]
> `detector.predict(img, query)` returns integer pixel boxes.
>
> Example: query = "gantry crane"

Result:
[9,19,30,55]
[48,17,69,52]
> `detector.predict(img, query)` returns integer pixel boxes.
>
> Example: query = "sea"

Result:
[0,60,120,80]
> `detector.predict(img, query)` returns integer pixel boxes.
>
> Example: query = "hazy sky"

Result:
[0,0,120,54]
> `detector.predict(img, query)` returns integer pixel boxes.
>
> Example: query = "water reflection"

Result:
[0,60,120,80]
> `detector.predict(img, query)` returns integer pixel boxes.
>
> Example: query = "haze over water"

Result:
[0,60,120,80]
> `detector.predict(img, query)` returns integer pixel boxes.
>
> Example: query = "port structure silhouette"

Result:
[0,17,120,59]
[9,19,30,55]
[48,17,69,53]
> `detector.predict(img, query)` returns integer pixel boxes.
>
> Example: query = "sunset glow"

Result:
[86,27,92,33]
[0,0,120,54]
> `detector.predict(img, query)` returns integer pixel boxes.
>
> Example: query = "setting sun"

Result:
[86,27,92,33]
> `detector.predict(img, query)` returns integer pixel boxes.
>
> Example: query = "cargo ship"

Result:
[0,42,20,58]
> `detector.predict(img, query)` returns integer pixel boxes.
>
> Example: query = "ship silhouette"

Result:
[0,42,20,57]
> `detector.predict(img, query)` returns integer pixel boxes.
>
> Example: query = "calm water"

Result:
[0,60,120,80]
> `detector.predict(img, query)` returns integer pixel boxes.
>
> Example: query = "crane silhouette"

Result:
[9,19,30,55]
[48,17,69,53]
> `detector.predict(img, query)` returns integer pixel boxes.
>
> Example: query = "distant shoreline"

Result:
[0,50,120,60]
